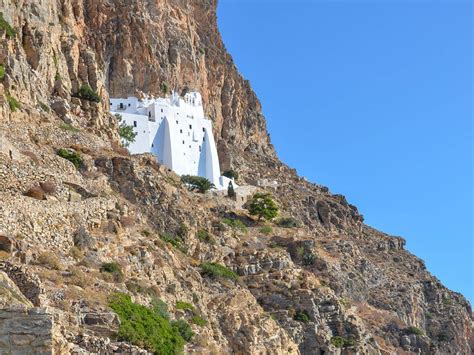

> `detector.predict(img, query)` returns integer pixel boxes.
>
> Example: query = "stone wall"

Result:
[0,307,54,355]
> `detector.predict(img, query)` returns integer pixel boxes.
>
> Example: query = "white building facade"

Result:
[110,92,232,190]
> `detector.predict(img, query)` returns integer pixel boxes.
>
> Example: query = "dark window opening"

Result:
[128,103,131,107]
[133,121,137,127]
[189,124,192,129]
[182,140,185,144]
[180,129,183,133]
[119,103,124,109]
[202,127,205,132]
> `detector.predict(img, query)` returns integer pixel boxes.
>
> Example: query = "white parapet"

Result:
[110,92,231,190]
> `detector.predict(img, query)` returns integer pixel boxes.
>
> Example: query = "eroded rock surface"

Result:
[0,0,471,354]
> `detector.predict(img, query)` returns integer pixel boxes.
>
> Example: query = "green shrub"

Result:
[197,229,214,244]
[190,315,207,326]
[227,180,235,198]
[0,13,15,38]
[181,175,215,193]
[0,64,5,80]
[248,193,279,221]
[221,218,248,233]
[160,233,186,252]
[200,262,238,280]
[176,301,194,311]
[109,293,186,354]
[152,298,170,320]
[100,262,124,282]
[77,84,100,103]
[57,148,83,169]
[160,82,169,94]
[259,226,273,235]
[171,319,194,342]
[6,93,20,112]
[330,336,355,348]
[302,252,317,266]
[405,326,424,336]
[115,114,137,147]
[275,217,300,228]
[293,310,310,323]
[59,123,79,132]
[222,169,239,181]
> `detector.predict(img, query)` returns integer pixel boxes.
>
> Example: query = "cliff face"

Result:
[0,1,472,354]
[0,0,272,161]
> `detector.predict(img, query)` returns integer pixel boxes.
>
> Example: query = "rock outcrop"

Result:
[0,0,471,354]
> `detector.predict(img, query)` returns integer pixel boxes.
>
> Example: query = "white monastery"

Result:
[110,91,232,190]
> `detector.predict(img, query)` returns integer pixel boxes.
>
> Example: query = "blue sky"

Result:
[217,0,473,303]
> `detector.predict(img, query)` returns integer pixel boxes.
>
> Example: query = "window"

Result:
[128,103,131,107]
[119,103,124,109]
[189,145,191,148]
[133,121,137,127]
[203,136,205,142]
[180,129,182,133]
[189,124,192,129]
[202,127,205,132]
[176,120,178,124]
[199,146,201,152]
[148,112,151,117]
[161,108,163,113]
[182,140,185,144]
[152,144,154,148]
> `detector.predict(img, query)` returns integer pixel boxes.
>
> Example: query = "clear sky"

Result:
[217,0,473,303]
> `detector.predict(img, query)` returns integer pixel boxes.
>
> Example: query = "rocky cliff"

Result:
[0,0,472,354]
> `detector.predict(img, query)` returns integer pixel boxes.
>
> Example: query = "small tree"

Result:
[77,84,101,103]
[181,175,215,193]
[248,193,278,221]
[227,180,235,198]
[222,169,238,182]
[115,114,137,147]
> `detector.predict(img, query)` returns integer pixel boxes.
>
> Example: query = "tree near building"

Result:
[181,175,215,193]
[227,181,235,198]
[248,193,278,221]
[115,114,137,147]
